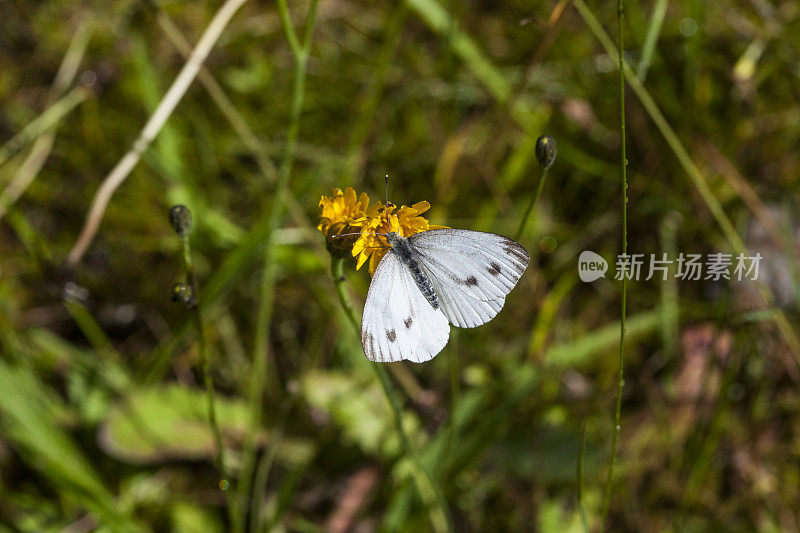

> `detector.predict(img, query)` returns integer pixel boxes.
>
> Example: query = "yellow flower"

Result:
[351,200,447,275]
[317,187,370,258]
[317,186,446,275]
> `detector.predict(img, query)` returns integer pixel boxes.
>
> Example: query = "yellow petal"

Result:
[409,201,430,214]
[356,251,369,270]
[352,237,366,256]
[356,192,370,214]
[344,187,356,207]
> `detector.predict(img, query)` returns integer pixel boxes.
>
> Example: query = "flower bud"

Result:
[169,205,192,237]
[171,282,196,306]
[535,135,557,170]
[324,222,361,259]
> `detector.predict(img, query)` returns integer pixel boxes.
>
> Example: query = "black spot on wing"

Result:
[487,262,502,276]
[404,317,413,329]
[465,276,478,286]
[387,329,397,342]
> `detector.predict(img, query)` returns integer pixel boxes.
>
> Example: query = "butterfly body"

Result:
[386,232,440,310]
[361,228,530,363]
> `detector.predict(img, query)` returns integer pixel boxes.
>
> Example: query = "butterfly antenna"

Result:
[332,231,386,239]
[384,173,390,206]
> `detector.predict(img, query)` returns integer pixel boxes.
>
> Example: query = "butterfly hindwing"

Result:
[361,250,451,363]
[427,280,505,328]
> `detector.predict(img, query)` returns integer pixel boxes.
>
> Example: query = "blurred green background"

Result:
[1,0,799,531]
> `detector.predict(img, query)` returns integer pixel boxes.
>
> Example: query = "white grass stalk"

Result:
[65,0,249,267]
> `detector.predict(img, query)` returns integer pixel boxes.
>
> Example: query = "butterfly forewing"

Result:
[361,251,450,363]
[409,229,530,302]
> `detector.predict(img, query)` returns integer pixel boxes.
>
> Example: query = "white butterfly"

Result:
[361,228,530,363]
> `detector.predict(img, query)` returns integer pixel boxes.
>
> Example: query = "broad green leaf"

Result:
[99,384,313,466]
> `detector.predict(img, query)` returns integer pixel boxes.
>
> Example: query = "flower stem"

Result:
[601,0,628,528]
[578,422,589,533]
[515,165,549,242]
[180,232,226,485]
[332,257,361,329]
[331,258,451,533]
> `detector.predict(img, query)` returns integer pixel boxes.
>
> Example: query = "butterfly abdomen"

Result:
[387,233,440,310]
[405,257,439,310]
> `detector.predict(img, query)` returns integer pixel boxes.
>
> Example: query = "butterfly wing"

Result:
[409,229,530,328]
[431,286,506,328]
[361,250,451,363]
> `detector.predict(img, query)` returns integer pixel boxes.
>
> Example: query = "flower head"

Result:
[351,200,446,275]
[316,187,446,275]
[317,187,370,258]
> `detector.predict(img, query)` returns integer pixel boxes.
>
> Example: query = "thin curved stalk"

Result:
[0,87,89,170]
[176,230,227,483]
[65,0,249,267]
[578,422,589,533]
[514,165,549,241]
[573,0,800,356]
[601,0,627,528]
